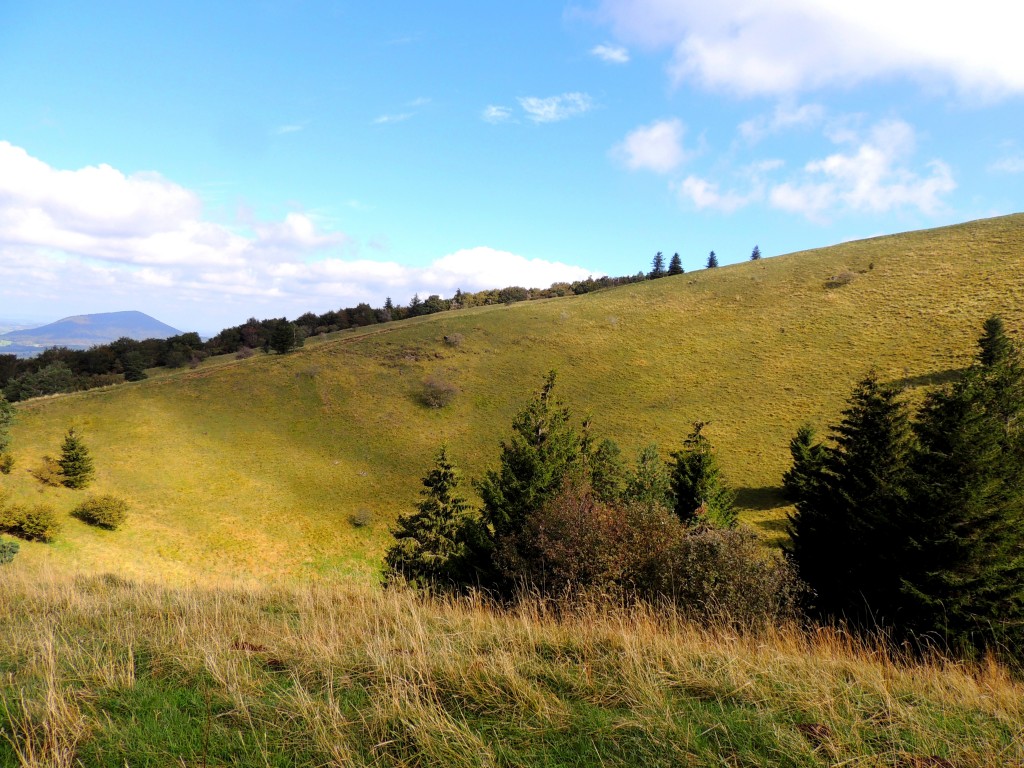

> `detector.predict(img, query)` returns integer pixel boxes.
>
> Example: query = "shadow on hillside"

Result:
[890,367,965,390]
[734,486,788,512]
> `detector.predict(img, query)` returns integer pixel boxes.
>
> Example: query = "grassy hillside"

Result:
[3,214,1024,582]
[1,571,1021,767]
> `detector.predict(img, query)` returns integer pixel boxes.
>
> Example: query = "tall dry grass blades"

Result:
[0,570,1021,766]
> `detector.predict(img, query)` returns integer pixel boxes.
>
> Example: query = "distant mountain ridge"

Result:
[0,311,182,352]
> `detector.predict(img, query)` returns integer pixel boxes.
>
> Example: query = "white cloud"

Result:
[0,143,595,330]
[372,113,413,125]
[590,43,630,64]
[739,102,825,143]
[595,0,1024,98]
[613,118,686,174]
[768,119,956,220]
[677,176,759,213]
[482,105,513,123]
[518,92,594,123]
[990,155,1024,174]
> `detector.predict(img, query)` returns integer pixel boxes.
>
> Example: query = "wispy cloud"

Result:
[990,155,1024,174]
[518,92,593,123]
[372,113,413,125]
[274,124,305,135]
[738,102,824,143]
[590,43,629,64]
[482,105,513,124]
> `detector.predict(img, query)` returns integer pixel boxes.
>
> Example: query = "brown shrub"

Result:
[421,375,457,408]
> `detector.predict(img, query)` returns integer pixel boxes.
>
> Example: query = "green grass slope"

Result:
[4,214,1024,582]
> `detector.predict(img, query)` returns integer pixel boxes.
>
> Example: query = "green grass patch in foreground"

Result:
[0,573,1021,767]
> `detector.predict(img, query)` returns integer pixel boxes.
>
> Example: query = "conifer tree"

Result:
[706,251,718,269]
[903,317,1024,655]
[0,394,14,458]
[589,438,628,504]
[788,373,916,624]
[624,444,672,509]
[781,424,827,502]
[477,371,583,586]
[668,253,684,275]
[384,446,473,589]
[750,245,761,261]
[648,252,666,279]
[669,422,736,528]
[58,427,95,489]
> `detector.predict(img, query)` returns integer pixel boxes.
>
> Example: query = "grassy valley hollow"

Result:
[2,214,1024,766]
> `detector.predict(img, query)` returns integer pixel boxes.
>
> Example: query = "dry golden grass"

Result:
[2,214,1024,581]
[0,568,1021,766]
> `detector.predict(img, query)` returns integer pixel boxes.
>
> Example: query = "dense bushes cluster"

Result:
[385,372,798,624]
[73,495,129,530]
[0,498,62,542]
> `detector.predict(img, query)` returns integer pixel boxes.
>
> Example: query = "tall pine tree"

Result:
[649,252,666,279]
[668,253,684,275]
[788,373,916,624]
[706,251,718,269]
[669,422,736,528]
[750,245,761,261]
[903,317,1024,656]
[384,446,473,589]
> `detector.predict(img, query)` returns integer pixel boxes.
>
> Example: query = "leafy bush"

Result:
[0,503,63,542]
[73,495,129,530]
[235,346,255,360]
[0,453,13,475]
[824,271,857,289]
[421,375,457,408]
[30,456,63,487]
[0,538,17,564]
[442,333,464,348]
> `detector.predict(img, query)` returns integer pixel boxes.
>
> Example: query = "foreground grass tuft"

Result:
[0,571,1021,767]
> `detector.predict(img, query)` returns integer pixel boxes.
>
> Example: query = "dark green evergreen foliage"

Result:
[781,424,827,502]
[902,318,1024,656]
[384,446,473,589]
[0,393,14,456]
[668,253,684,275]
[648,252,666,279]
[706,251,718,269]
[121,351,148,381]
[589,438,628,504]
[624,444,671,509]
[59,427,95,489]
[269,321,302,354]
[73,495,129,530]
[788,373,916,625]
[0,538,17,564]
[669,422,736,528]
[477,371,584,584]
[750,245,761,261]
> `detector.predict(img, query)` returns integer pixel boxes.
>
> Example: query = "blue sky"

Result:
[1,0,1022,333]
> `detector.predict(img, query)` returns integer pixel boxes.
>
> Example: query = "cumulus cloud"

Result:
[595,0,1024,98]
[613,118,686,173]
[591,43,630,64]
[518,93,594,123]
[0,143,594,329]
[768,119,955,220]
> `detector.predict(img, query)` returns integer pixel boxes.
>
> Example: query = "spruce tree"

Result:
[476,371,583,587]
[649,252,666,279]
[589,438,628,504]
[706,251,718,269]
[58,427,95,489]
[903,317,1024,656]
[624,444,672,509]
[384,446,473,589]
[750,245,761,261]
[669,422,736,528]
[668,253,684,275]
[788,373,916,624]
[781,424,827,502]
